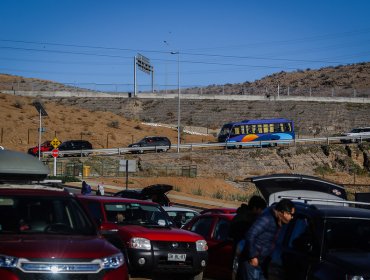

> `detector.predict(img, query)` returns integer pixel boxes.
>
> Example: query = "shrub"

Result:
[12,100,24,109]
[191,187,203,196]
[108,120,120,129]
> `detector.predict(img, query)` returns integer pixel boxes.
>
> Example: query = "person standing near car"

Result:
[240,198,295,280]
[96,182,105,196]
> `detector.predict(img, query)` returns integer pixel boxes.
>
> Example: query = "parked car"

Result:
[27,140,53,156]
[58,139,93,156]
[77,195,208,280]
[0,149,129,280]
[340,126,370,143]
[268,202,370,280]
[163,206,200,228]
[200,207,237,215]
[183,210,235,280]
[114,184,172,206]
[128,136,171,153]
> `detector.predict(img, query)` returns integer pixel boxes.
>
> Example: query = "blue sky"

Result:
[1,0,370,92]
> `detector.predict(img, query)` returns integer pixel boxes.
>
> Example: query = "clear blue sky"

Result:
[1,0,370,92]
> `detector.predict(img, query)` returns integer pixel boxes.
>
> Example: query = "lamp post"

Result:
[171,51,180,153]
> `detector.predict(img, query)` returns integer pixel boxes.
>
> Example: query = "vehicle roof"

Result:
[0,186,71,197]
[0,150,50,181]
[199,207,237,214]
[77,194,159,206]
[223,118,292,127]
[250,173,347,201]
[295,203,370,219]
[162,206,199,213]
[196,212,235,219]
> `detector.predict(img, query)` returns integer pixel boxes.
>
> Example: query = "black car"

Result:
[128,136,171,153]
[58,140,93,156]
[268,202,370,280]
[114,184,172,206]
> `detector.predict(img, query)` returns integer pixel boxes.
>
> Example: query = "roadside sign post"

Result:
[50,138,61,176]
[51,148,59,176]
[119,160,137,190]
[32,102,48,161]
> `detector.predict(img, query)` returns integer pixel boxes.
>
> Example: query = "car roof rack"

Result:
[277,195,370,208]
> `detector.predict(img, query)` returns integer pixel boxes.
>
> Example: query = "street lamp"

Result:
[171,51,180,153]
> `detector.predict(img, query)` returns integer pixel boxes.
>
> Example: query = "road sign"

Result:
[51,149,59,158]
[51,137,61,148]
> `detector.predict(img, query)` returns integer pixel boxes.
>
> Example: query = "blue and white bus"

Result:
[217,118,295,146]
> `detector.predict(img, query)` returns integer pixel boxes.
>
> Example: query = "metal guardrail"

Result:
[42,135,370,157]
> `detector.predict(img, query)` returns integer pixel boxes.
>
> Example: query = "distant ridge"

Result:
[1,62,370,96]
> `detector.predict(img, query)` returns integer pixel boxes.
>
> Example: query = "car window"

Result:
[0,196,95,235]
[86,201,104,223]
[213,218,230,241]
[324,218,370,253]
[103,202,171,226]
[287,217,312,252]
[191,216,213,238]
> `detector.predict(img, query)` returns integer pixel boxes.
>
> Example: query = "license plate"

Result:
[168,253,186,261]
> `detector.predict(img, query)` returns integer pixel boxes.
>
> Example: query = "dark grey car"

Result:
[128,136,171,153]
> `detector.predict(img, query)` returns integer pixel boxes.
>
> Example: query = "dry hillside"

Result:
[0,93,213,152]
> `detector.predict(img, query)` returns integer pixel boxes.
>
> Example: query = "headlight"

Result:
[0,254,18,268]
[346,276,365,280]
[102,253,124,269]
[196,240,208,251]
[129,237,151,250]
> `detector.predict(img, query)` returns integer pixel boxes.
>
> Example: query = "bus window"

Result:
[240,125,245,134]
[284,123,292,132]
[257,124,263,134]
[280,123,285,132]
[269,124,274,132]
[274,123,280,132]
[263,124,269,133]
[251,125,256,133]
[233,126,241,135]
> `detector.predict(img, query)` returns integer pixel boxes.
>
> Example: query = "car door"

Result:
[206,217,233,280]
[280,214,317,280]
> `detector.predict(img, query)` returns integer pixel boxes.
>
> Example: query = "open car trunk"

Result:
[250,174,347,205]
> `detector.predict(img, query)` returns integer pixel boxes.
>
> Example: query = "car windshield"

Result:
[104,202,172,227]
[324,218,370,253]
[0,195,96,235]
[166,210,198,226]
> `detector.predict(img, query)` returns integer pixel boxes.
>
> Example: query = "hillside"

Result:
[0,93,213,152]
[1,62,370,96]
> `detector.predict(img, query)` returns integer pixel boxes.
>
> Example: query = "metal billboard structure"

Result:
[134,53,154,97]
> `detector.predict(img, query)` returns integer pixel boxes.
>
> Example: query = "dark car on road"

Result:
[77,195,208,280]
[27,140,53,156]
[128,136,171,153]
[269,202,370,280]
[114,184,172,206]
[58,139,93,156]
[0,149,128,280]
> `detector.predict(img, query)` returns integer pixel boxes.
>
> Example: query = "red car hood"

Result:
[118,225,204,242]
[0,234,118,259]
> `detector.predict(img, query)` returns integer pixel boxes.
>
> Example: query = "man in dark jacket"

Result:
[241,199,295,280]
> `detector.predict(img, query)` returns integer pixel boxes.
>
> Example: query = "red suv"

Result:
[27,140,52,156]
[0,150,129,280]
[77,195,208,280]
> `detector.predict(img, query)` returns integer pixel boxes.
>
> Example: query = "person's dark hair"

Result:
[275,198,295,212]
[248,195,267,210]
